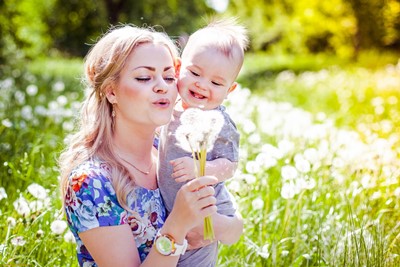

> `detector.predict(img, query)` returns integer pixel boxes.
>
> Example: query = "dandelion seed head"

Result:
[52,81,65,92]
[50,219,68,235]
[36,229,44,237]
[11,236,26,246]
[252,197,264,210]
[26,84,38,96]
[0,187,7,200]
[294,155,311,173]
[13,196,31,217]
[281,165,298,181]
[7,217,16,227]
[248,133,261,145]
[227,180,240,192]
[281,182,296,199]
[2,119,12,128]
[21,105,33,120]
[394,187,400,198]
[255,152,278,169]
[245,160,261,174]
[27,183,47,199]
[29,200,44,212]
[259,244,270,259]
[243,173,256,184]
[64,230,76,243]
[281,250,289,257]
[176,108,224,153]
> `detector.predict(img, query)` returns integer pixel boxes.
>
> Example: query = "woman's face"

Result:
[111,43,178,129]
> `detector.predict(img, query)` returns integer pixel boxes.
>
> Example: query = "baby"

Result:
[157,18,248,267]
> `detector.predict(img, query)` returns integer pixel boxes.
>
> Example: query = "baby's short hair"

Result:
[182,17,249,73]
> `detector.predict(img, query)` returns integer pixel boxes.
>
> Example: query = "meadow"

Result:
[0,52,399,266]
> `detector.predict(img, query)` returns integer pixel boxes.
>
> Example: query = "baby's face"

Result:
[177,46,238,110]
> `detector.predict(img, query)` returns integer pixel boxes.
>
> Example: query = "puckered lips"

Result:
[153,98,171,108]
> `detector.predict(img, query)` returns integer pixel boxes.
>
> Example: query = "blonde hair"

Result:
[58,25,179,211]
[182,17,249,76]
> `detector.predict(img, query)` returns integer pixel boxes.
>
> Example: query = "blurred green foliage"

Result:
[1,0,399,66]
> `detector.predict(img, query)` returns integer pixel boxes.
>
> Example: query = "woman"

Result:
[59,25,242,267]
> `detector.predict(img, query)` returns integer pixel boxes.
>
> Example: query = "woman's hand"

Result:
[167,175,218,234]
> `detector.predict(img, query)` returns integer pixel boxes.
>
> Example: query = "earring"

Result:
[111,103,116,118]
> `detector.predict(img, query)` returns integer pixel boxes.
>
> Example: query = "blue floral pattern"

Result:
[64,157,166,266]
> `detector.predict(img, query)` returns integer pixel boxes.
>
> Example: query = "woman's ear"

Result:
[175,58,182,78]
[105,85,117,104]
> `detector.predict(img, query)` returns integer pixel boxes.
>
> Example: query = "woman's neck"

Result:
[113,122,155,159]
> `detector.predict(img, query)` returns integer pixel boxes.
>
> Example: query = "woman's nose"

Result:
[153,79,168,94]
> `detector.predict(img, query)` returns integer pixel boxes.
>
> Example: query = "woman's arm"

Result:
[80,176,218,267]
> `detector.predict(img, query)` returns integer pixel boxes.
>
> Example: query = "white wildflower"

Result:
[50,220,68,235]
[281,182,296,199]
[281,165,298,181]
[394,187,400,198]
[36,229,44,237]
[13,196,31,216]
[27,183,47,199]
[259,244,270,259]
[11,236,26,246]
[255,152,278,170]
[29,200,44,212]
[0,187,7,200]
[26,84,38,96]
[7,217,16,227]
[245,161,261,174]
[281,250,289,257]
[64,230,76,243]
[52,81,65,92]
[227,180,240,193]
[243,174,256,184]
[294,154,311,173]
[252,198,264,210]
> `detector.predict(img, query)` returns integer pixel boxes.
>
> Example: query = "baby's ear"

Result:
[228,82,238,94]
[175,58,182,78]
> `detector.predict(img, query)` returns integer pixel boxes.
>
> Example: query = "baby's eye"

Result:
[136,77,151,82]
[212,81,223,86]
[190,70,199,77]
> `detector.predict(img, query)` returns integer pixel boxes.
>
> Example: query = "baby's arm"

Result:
[170,157,237,183]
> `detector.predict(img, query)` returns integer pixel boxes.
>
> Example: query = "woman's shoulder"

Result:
[67,157,113,195]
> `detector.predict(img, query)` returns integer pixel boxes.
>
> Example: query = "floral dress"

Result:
[64,157,166,267]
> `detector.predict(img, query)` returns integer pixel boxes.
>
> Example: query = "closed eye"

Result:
[136,77,150,82]
[164,77,176,83]
[212,81,223,86]
[190,70,200,77]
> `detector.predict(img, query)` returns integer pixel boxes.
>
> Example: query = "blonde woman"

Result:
[59,25,242,267]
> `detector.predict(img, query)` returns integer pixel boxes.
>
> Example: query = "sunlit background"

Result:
[1,0,399,266]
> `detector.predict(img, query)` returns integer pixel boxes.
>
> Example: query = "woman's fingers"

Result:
[184,176,218,192]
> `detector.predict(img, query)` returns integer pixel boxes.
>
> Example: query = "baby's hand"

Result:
[170,156,198,182]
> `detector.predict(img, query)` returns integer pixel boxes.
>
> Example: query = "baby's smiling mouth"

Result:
[190,90,206,100]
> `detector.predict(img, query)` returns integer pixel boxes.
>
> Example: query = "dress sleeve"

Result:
[64,165,127,234]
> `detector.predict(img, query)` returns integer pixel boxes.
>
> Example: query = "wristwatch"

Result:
[154,230,188,256]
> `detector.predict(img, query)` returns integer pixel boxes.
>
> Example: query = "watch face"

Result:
[156,236,173,256]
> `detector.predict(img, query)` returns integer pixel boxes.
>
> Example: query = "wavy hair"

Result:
[58,25,179,211]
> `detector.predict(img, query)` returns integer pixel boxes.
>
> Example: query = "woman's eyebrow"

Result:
[133,66,174,71]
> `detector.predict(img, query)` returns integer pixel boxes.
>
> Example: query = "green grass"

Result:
[1,51,400,266]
